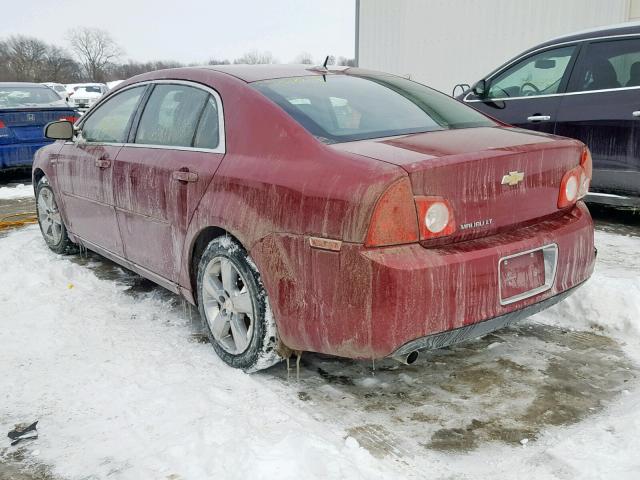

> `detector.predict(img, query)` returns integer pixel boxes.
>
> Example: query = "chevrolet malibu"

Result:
[33,65,596,371]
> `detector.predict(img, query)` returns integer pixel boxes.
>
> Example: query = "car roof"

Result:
[196,64,350,83]
[537,21,640,49]
[0,82,51,88]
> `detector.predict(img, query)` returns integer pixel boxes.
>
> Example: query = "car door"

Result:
[113,82,224,282]
[463,45,579,134]
[56,85,147,256]
[555,36,640,196]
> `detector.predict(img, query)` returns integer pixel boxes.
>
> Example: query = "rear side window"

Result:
[193,95,220,149]
[487,46,576,99]
[135,84,208,147]
[252,74,495,143]
[82,86,145,143]
[568,38,640,91]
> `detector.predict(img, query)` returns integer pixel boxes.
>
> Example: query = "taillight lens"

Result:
[59,116,78,123]
[415,196,456,240]
[365,177,419,247]
[0,120,5,129]
[558,146,592,209]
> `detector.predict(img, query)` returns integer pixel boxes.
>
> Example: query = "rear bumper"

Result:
[255,203,595,359]
[0,142,50,169]
[586,191,640,208]
[391,280,584,358]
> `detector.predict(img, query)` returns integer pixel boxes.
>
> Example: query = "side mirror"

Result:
[45,120,74,140]
[472,79,488,98]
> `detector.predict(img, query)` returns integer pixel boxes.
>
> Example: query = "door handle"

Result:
[172,170,198,183]
[527,115,551,122]
[633,111,640,117]
[95,158,111,168]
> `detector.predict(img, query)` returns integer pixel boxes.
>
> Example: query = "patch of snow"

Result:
[1,227,639,479]
[0,227,397,480]
[0,183,33,200]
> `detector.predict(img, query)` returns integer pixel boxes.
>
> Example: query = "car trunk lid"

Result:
[0,108,77,145]
[331,126,584,244]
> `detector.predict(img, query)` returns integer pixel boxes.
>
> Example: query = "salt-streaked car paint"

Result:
[33,66,595,360]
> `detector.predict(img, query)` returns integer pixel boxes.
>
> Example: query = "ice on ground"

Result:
[0,227,639,479]
[0,184,34,200]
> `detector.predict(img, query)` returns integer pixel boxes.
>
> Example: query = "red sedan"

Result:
[34,65,595,371]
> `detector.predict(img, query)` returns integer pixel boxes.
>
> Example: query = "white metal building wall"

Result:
[357,0,634,94]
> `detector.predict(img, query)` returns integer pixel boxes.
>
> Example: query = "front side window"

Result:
[568,38,640,91]
[252,74,495,143]
[81,86,145,143]
[135,84,208,147]
[487,46,576,99]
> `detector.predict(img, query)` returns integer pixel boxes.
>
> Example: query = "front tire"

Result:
[36,177,77,254]
[196,237,280,372]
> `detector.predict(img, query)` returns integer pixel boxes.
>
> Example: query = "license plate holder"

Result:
[498,244,558,306]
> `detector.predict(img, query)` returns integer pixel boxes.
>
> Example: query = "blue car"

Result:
[0,82,78,171]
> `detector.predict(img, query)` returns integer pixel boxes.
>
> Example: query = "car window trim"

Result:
[76,79,226,154]
[126,79,225,154]
[464,32,640,103]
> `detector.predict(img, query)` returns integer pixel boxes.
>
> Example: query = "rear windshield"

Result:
[252,74,496,143]
[0,86,66,109]
[75,86,102,94]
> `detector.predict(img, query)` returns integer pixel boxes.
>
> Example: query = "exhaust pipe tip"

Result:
[393,350,419,365]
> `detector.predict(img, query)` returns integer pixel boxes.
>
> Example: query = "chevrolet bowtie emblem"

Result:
[501,171,525,186]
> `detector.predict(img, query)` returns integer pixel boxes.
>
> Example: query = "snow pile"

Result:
[535,230,640,345]
[0,183,34,200]
[0,227,396,480]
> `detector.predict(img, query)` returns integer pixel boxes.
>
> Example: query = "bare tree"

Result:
[337,56,356,67]
[3,36,48,81]
[292,52,314,65]
[68,27,122,81]
[43,46,81,82]
[208,58,230,65]
[233,50,277,65]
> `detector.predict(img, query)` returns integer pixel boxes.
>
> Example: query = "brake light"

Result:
[558,147,592,209]
[0,120,5,128]
[414,196,456,240]
[365,177,419,247]
[59,116,78,123]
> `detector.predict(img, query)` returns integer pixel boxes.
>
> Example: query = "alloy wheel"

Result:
[202,256,255,354]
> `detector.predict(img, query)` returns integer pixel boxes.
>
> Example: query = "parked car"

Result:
[34,65,595,371]
[0,83,78,171]
[42,82,69,101]
[455,22,640,208]
[68,83,108,112]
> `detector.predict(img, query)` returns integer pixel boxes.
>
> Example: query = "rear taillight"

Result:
[365,177,419,247]
[414,196,456,240]
[0,120,5,129]
[59,116,78,123]
[558,146,592,209]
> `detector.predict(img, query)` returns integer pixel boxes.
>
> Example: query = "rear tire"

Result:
[36,177,77,255]
[196,237,281,372]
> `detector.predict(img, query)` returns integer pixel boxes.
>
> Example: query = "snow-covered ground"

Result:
[1,225,639,479]
[0,184,33,201]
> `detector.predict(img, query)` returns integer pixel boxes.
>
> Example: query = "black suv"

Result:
[456,23,640,207]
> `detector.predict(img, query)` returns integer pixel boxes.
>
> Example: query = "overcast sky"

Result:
[2,0,356,64]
